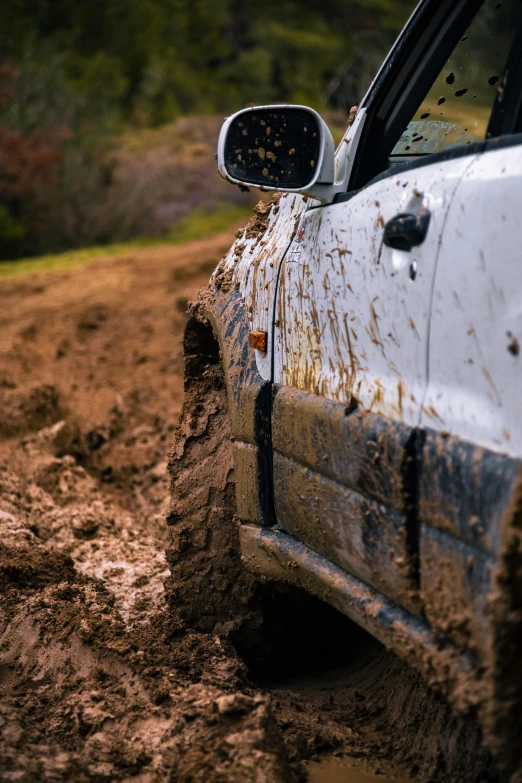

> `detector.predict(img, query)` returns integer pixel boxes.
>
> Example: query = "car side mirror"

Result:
[217,105,336,202]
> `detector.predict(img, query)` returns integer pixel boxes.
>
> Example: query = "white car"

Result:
[167,0,522,775]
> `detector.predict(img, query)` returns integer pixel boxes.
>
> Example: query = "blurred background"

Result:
[0,0,415,262]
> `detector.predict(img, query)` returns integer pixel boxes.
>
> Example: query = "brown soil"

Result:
[0,227,508,782]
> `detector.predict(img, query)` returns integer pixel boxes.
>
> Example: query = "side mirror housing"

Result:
[217,105,336,202]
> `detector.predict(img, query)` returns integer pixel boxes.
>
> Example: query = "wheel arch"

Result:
[181,285,275,526]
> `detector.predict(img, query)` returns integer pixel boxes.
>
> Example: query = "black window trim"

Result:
[487,17,522,138]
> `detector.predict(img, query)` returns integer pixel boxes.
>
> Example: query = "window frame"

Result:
[348,0,522,192]
[487,19,522,138]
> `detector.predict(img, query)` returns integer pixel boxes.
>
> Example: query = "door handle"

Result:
[383,209,431,251]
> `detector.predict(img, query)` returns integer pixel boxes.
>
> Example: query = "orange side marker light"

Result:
[249,330,267,353]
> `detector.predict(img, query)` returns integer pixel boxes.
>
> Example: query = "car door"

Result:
[271,146,475,616]
[273,159,473,425]
[414,27,522,670]
[423,139,522,456]
[270,0,521,615]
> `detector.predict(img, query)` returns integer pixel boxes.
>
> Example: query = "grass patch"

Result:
[164,202,251,244]
[0,201,252,279]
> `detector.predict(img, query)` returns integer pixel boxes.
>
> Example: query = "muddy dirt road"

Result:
[0,226,508,782]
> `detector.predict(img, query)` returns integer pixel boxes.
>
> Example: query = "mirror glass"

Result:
[224,108,321,188]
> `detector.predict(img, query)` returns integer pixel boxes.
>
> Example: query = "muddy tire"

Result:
[165,357,260,636]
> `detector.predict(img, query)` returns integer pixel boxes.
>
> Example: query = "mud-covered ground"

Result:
[0,226,508,782]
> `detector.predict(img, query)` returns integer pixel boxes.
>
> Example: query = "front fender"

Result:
[182,283,273,526]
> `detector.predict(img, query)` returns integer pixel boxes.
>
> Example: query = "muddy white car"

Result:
[167,0,522,774]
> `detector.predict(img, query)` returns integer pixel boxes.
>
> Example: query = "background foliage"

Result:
[0,0,414,259]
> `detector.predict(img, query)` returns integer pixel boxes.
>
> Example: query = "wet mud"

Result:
[0,226,511,782]
[308,757,410,783]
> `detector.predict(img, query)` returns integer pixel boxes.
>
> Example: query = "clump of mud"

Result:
[244,196,281,240]
[0,384,63,438]
[0,231,510,782]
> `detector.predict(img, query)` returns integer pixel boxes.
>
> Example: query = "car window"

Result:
[391,0,522,157]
